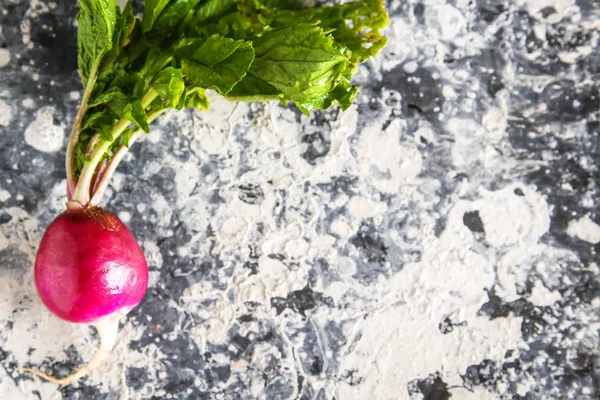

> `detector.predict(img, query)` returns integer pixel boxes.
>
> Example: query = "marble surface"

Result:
[0,0,599,399]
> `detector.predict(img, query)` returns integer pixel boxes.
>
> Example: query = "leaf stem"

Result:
[71,89,159,206]
[65,61,101,199]
[89,109,164,207]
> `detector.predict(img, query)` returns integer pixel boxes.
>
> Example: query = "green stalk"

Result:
[71,89,159,206]
[89,109,165,207]
[65,60,101,200]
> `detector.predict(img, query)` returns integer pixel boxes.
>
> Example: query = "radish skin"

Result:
[34,207,147,323]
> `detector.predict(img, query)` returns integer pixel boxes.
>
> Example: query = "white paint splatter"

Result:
[22,98,35,108]
[529,280,562,307]
[477,185,550,248]
[0,49,10,68]
[0,98,13,127]
[430,4,465,40]
[521,0,578,22]
[24,106,64,153]
[567,216,600,244]
[354,119,422,194]
[0,190,10,202]
[337,205,523,398]
[46,179,67,213]
[403,61,418,74]
[118,211,132,224]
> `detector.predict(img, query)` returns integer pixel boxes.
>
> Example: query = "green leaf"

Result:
[248,23,351,103]
[97,5,124,81]
[97,88,130,117]
[139,49,174,84]
[90,85,121,107]
[91,86,132,120]
[186,9,256,40]
[147,0,203,44]
[174,87,187,111]
[123,100,150,133]
[295,72,359,114]
[192,0,238,25]
[226,73,285,102]
[149,95,165,111]
[167,77,185,109]
[174,1,387,111]
[151,67,185,107]
[132,49,174,99]
[259,0,303,10]
[269,0,389,64]
[184,89,210,110]
[120,1,137,47]
[176,34,246,65]
[102,136,123,161]
[181,35,254,95]
[81,108,117,144]
[108,69,144,100]
[82,108,118,131]
[192,37,247,66]
[142,0,172,32]
[75,145,88,173]
[99,126,114,142]
[122,127,133,147]
[71,0,389,183]
[77,0,117,85]
[122,20,150,65]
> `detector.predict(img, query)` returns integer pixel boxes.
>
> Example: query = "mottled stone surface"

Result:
[0,1,599,399]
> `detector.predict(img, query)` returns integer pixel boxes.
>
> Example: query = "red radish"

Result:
[20,207,148,386]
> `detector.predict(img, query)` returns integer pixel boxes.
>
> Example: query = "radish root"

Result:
[19,316,120,387]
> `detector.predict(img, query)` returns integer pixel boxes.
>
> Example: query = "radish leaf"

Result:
[123,101,150,133]
[70,0,389,193]
[142,0,172,32]
[192,0,238,25]
[147,0,203,44]
[77,0,117,85]
[184,89,210,110]
[249,23,350,101]
[180,36,254,95]
[152,67,185,107]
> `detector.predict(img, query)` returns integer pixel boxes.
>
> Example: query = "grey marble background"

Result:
[0,0,599,399]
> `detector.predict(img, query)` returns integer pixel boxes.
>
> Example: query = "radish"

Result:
[19,0,388,387]
[20,207,148,386]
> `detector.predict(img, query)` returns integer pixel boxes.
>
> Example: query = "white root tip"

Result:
[18,316,121,387]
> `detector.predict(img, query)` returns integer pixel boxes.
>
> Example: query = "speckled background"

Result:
[0,0,599,399]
